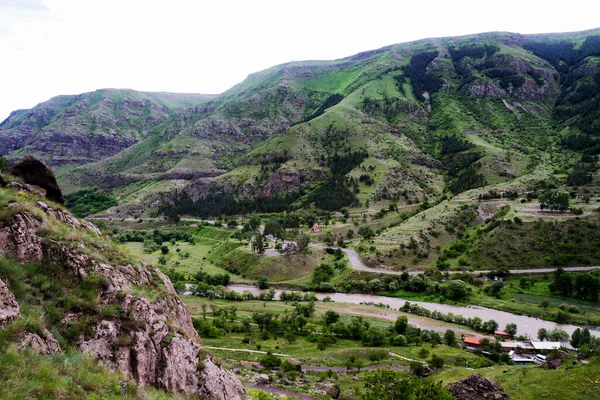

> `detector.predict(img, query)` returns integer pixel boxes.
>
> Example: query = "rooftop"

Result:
[532,341,562,350]
[464,337,482,345]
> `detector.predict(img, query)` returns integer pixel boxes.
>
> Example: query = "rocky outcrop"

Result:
[0,278,20,328]
[261,168,327,197]
[447,374,511,400]
[15,328,61,355]
[464,80,507,99]
[6,156,64,203]
[0,199,248,399]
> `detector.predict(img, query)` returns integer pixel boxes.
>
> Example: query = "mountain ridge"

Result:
[1,28,599,223]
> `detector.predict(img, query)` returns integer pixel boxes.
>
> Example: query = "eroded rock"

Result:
[0,278,20,328]
[15,328,61,354]
[447,374,510,400]
[0,201,248,398]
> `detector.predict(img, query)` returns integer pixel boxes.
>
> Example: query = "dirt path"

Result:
[244,383,314,399]
[204,346,289,356]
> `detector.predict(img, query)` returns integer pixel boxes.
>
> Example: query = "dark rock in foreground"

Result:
[447,374,510,400]
[6,156,64,203]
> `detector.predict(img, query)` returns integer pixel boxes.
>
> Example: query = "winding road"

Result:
[266,236,600,276]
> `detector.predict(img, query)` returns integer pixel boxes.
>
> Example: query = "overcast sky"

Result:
[1,0,599,121]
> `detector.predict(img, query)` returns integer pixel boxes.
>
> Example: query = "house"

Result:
[494,330,511,339]
[500,342,518,352]
[517,342,536,353]
[311,225,323,233]
[463,337,482,348]
[531,341,562,351]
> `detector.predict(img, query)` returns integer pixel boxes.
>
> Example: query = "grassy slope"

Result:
[0,349,191,400]
[430,358,600,400]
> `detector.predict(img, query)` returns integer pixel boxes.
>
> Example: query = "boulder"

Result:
[0,278,20,328]
[253,374,271,385]
[286,357,302,371]
[315,382,341,398]
[6,156,64,203]
[447,374,510,400]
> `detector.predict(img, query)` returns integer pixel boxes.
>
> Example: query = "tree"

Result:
[252,232,265,254]
[537,328,548,342]
[257,276,269,289]
[504,323,517,338]
[362,327,385,347]
[394,316,408,335]
[540,300,550,310]
[549,268,573,296]
[304,213,316,228]
[442,280,470,299]
[227,306,237,322]
[259,352,281,369]
[539,190,570,212]
[571,328,582,349]
[0,156,8,171]
[160,245,169,255]
[444,329,456,346]
[201,303,208,320]
[264,218,283,239]
[157,255,167,265]
[429,354,444,371]
[297,233,311,252]
[252,311,273,331]
[359,226,374,240]
[409,361,425,377]
[548,328,569,343]
[323,310,340,326]
[390,335,408,346]
[483,319,498,333]
[249,215,261,232]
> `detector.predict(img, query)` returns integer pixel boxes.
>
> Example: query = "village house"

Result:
[311,224,323,233]
[494,330,511,340]
[463,337,482,349]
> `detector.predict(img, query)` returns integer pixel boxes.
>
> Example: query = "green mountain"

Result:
[0,89,215,168]
[2,29,600,220]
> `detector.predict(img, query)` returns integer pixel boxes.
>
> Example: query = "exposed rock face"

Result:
[5,156,64,203]
[447,374,511,400]
[0,200,248,399]
[261,168,327,197]
[16,328,61,355]
[0,278,20,328]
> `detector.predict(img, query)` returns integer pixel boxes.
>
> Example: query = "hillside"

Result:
[2,29,600,273]
[0,169,247,399]
[54,30,597,215]
[0,89,214,169]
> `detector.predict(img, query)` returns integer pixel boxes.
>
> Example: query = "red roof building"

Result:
[494,330,511,339]
[311,225,323,233]
[463,337,482,347]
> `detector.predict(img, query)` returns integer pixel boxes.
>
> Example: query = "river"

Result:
[226,285,600,339]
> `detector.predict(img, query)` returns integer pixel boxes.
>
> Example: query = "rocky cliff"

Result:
[0,176,247,399]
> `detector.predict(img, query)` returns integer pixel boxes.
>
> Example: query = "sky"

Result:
[1,0,599,121]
